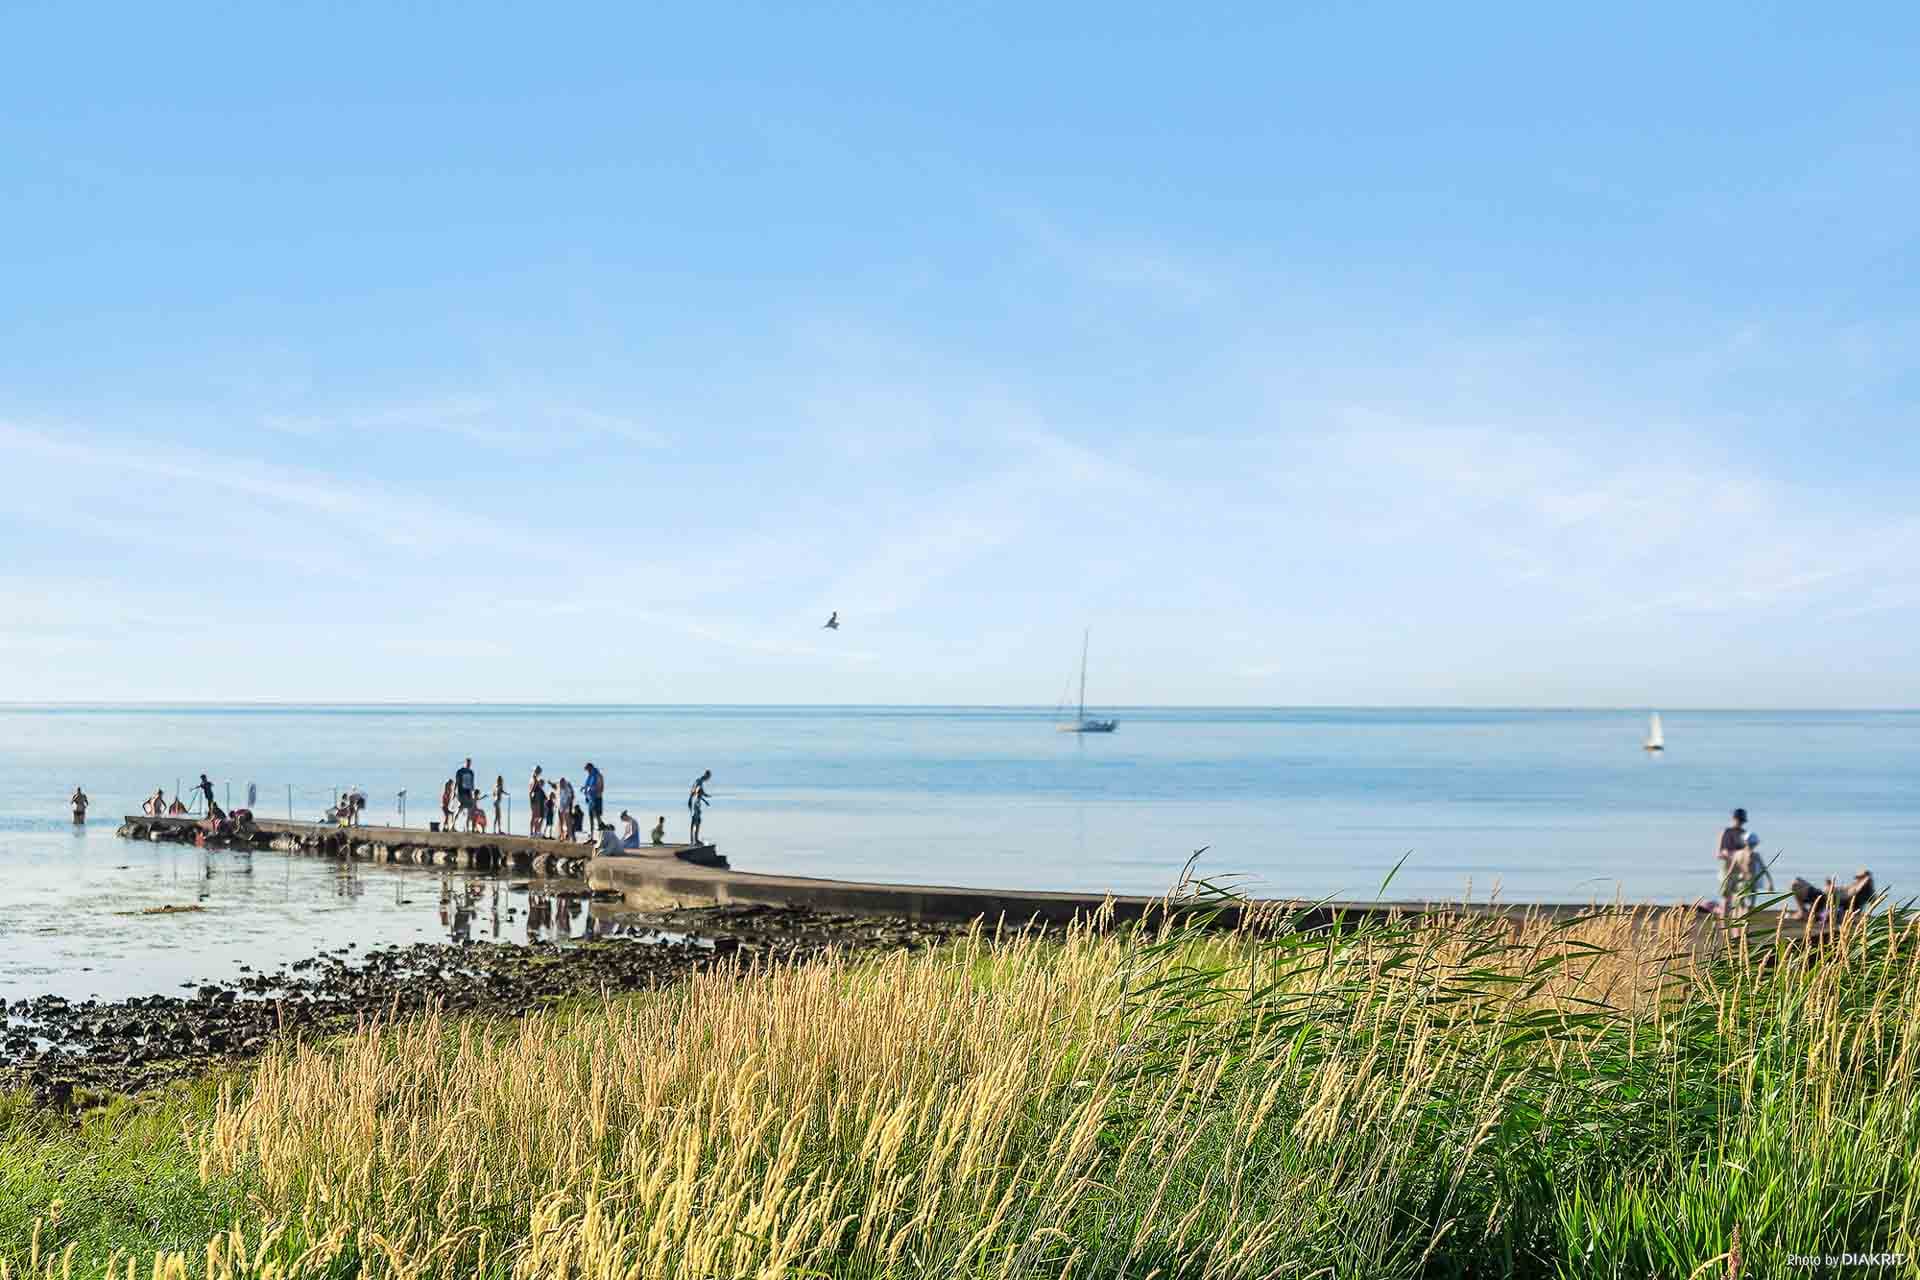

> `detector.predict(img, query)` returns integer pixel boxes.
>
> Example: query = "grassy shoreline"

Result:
[5,901,1917,1278]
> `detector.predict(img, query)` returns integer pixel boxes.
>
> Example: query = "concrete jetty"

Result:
[581,856,1628,928]
[117,814,725,880]
[120,814,1736,931]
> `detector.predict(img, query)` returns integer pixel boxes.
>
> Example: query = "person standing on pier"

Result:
[581,762,605,835]
[70,785,89,825]
[492,775,505,834]
[440,778,455,831]
[689,788,708,846]
[528,767,545,837]
[688,769,711,811]
[547,780,560,838]
[454,758,477,822]
[556,776,575,841]
[196,773,216,815]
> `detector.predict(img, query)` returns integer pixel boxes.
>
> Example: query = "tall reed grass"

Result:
[7,896,1918,1278]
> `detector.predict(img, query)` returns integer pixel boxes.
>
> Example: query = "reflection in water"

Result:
[0,827,638,1005]
[0,819,704,1006]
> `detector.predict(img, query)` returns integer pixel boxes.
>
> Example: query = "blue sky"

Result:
[1,3,1915,705]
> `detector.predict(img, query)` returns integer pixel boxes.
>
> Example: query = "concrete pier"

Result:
[121,814,1749,932]
[584,856,1635,928]
[117,815,725,880]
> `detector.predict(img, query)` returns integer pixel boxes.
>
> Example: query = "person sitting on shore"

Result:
[618,809,640,849]
[594,821,623,857]
[1790,869,1876,926]
[1836,868,1876,916]
[650,815,666,846]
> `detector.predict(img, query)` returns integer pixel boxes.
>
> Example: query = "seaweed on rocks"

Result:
[0,906,967,1108]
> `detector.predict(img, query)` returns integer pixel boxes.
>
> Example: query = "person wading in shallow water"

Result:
[69,785,88,825]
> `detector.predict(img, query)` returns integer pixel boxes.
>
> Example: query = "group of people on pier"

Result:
[104,758,714,855]
[425,758,711,851]
[138,773,225,820]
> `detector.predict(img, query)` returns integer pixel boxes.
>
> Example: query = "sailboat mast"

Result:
[1078,629,1089,722]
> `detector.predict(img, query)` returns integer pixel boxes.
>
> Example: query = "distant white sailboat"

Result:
[1644,712,1665,753]
[1057,629,1117,734]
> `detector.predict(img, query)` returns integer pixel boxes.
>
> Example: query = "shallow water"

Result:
[3,705,1916,1002]
[0,821,626,1007]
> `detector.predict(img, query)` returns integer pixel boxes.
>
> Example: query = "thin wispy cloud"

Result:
[1003,207,1224,306]
[1,420,521,565]
[1285,416,1920,625]
[261,399,666,450]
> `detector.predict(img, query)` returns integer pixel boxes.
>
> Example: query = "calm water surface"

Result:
[2,705,1915,1003]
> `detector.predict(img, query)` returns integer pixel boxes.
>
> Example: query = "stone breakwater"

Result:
[1,903,965,1109]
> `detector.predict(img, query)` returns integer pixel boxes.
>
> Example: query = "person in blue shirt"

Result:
[581,762,605,835]
[454,757,477,817]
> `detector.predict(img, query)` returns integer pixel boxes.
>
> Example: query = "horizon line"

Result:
[3,701,1917,714]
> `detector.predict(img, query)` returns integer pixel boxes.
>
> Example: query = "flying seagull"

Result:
[822,611,839,630]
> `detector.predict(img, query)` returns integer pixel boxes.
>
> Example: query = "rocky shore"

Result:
[1,904,963,1108]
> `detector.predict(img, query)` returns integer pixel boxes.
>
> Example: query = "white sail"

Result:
[1645,713,1664,750]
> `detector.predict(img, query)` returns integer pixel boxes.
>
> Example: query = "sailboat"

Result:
[1643,712,1665,753]
[1057,629,1118,734]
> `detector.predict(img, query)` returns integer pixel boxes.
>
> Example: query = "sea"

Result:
[2,705,1915,1005]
